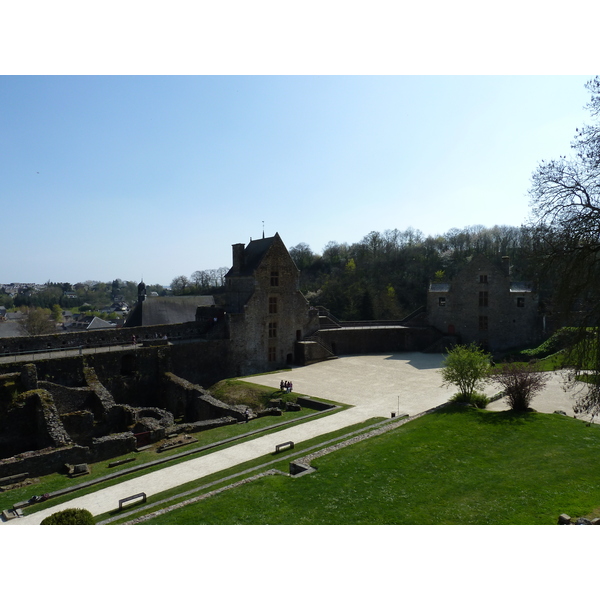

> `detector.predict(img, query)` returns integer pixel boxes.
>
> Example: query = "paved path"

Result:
[2,353,583,525]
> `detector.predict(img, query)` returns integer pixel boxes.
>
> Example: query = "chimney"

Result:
[501,256,510,276]
[232,243,245,274]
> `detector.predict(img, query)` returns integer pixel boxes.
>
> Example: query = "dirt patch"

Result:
[0,477,40,493]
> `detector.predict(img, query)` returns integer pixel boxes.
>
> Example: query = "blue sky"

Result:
[0,75,593,285]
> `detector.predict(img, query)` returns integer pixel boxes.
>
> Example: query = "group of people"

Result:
[280,380,293,393]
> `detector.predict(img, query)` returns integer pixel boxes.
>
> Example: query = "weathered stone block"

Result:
[558,513,572,525]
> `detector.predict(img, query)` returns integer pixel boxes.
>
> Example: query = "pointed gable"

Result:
[225,233,294,279]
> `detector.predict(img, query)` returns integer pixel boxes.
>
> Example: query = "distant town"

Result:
[0,280,168,336]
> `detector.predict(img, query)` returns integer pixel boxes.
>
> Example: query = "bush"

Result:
[450,391,489,408]
[41,508,95,525]
[518,328,578,360]
[488,362,549,411]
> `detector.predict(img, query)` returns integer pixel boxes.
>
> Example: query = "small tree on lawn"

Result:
[488,361,549,411]
[441,343,492,405]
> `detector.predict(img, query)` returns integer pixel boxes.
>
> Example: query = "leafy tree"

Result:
[441,344,492,404]
[51,304,63,323]
[41,508,95,525]
[171,275,190,295]
[289,242,315,270]
[488,362,549,411]
[23,307,56,336]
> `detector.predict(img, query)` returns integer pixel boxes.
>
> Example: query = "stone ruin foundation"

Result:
[0,363,248,479]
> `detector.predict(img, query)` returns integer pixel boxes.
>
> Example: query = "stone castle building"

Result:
[218,232,321,373]
[126,232,321,374]
[427,255,543,351]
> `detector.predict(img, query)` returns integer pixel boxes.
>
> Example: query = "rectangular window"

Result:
[268,346,276,362]
[479,315,488,330]
[438,297,446,307]
[479,274,488,284]
[517,297,525,308]
[269,296,278,314]
[268,322,277,338]
[479,291,488,307]
[270,271,279,286]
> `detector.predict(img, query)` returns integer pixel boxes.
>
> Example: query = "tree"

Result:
[488,362,549,411]
[23,307,56,336]
[289,243,315,270]
[529,76,600,417]
[51,304,63,323]
[170,275,190,295]
[441,344,492,404]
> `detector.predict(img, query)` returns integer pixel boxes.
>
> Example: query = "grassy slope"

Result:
[143,404,600,525]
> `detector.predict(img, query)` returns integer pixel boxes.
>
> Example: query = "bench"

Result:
[275,441,294,454]
[118,492,147,511]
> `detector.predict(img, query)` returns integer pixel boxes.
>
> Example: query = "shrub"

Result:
[442,344,492,399]
[41,508,95,525]
[488,362,549,411]
[450,391,489,408]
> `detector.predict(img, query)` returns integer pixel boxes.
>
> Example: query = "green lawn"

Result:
[141,404,600,525]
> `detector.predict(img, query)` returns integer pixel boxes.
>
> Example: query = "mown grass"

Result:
[98,417,386,524]
[141,404,600,525]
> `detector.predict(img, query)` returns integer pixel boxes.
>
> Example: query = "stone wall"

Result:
[91,432,137,463]
[163,372,246,422]
[37,380,96,415]
[427,255,543,351]
[0,444,90,479]
[318,326,440,355]
[0,321,207,356]
[0,432,137,478]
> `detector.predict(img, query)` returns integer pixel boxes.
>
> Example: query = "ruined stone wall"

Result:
[91,432,136,463]
[163,372,245,422]
[0,444,90,478]
[37,381,96,415]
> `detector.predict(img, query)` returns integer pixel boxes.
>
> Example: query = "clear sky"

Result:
[0,74,593,286]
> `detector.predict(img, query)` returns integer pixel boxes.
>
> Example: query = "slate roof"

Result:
[86,316,116,330]
[429,283,451,293]
[124,296,215,327]
[225,234,285,278]
[509,282,533,293]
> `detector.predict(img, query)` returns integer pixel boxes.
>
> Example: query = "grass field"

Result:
[140,404,600,525]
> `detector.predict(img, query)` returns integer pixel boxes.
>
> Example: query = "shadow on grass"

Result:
[434,402,538,426]
[475,407,539,426]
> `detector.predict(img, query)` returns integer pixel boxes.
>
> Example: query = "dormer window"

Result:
[479,275,488,284]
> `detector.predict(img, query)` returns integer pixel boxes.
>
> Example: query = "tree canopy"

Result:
[529,76,600,416]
